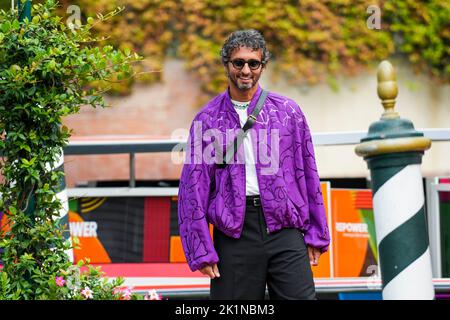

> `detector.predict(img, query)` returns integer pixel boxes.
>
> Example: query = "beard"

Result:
[227,70,259,91]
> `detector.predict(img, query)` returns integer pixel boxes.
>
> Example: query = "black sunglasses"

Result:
[229,58,262,70]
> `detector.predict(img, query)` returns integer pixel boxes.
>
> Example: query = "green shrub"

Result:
[0,0,142,300]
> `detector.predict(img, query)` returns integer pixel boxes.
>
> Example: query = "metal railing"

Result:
[64,128,450,191]
[426,177,450,278]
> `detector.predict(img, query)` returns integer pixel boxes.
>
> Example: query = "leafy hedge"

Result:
[384,0,449,79]
[56,0,449,95]
[0,0,142,299]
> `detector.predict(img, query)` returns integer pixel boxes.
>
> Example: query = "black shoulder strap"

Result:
[221,90,268,166]
[242,89,268,132]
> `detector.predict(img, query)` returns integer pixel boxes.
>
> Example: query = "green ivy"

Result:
[384,0,450,80]
[0,0,142,299]
[56,0,449,96]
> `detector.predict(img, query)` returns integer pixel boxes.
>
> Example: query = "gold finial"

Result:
[377,60,399,119]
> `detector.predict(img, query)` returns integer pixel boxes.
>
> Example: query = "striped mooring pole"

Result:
[17,0,74,262]
[355,60,434,299]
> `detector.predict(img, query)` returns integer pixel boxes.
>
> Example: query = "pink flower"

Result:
[81,286,93,300]
[55,276,66,287]
[121,287,133,300]
[144,289,162,300]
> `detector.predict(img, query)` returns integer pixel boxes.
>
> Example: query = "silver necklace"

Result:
[232,101,250,110]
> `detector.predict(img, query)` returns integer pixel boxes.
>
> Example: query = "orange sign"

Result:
[311,182,332,278]
[331,189,377,277]
[69,210,111,263]
[68,197,111,263]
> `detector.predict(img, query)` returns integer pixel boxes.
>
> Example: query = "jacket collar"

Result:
[225,85,263,115]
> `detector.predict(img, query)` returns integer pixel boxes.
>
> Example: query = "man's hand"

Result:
[307,246,321,266]
[199,263,220,279]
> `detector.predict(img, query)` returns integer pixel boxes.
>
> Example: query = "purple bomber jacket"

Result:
[178,86,330,272]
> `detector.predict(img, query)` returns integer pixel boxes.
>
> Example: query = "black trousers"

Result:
[210,197,316,300]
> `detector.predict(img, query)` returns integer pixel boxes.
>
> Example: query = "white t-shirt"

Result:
[231,99,260,196]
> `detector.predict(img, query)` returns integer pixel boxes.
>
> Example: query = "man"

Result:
[178,29,329,300]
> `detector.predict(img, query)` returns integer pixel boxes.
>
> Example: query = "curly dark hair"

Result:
[220,29,270,66]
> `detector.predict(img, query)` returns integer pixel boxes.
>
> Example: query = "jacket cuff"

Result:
[189,253,219,272]
[304,230,330,253]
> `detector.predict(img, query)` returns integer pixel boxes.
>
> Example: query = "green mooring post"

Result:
[355,61,434,299]
[18,0,31,21]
